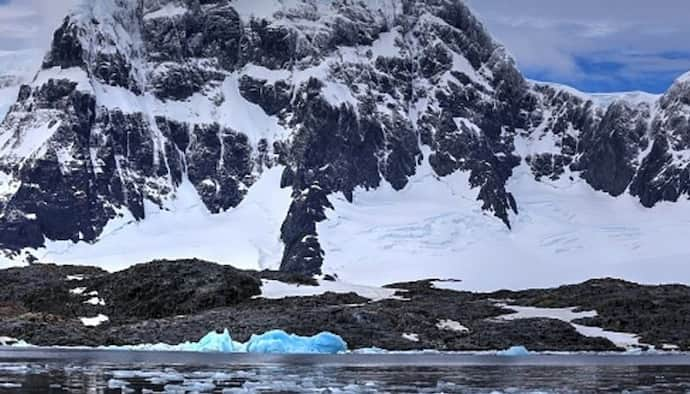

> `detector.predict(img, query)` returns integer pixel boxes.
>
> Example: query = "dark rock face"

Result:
[630,136,685,206]
[90,259,261,321]
[43,19,85,69]
[280,184,333,275]
[0,264,106,321]
[527,153,571,181]
[627,79,690,206]
[574,102,648,196]
[488,278,690,349]
[11,261,689,351]
[1,0,690,276]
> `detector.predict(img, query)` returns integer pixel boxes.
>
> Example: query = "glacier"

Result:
[318,145,690,291]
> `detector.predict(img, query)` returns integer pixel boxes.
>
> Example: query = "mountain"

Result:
[0,0,689,290]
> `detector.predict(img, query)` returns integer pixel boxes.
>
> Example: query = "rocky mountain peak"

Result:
[0,0,688,278]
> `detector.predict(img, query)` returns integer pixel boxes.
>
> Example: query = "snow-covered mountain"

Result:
[1,0,690,290]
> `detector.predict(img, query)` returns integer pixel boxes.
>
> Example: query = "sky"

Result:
[0,0,688,94]
[466,0,690,93]
[0,0,74,51]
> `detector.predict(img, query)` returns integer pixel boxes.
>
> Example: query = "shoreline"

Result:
[2,347,690,367]
[1,259,689,352]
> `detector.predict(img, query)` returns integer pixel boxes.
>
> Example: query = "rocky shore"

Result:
[0,259,687,352]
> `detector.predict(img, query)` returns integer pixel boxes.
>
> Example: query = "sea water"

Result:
[2,349,690,393]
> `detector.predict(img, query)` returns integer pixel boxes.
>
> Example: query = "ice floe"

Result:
[244,330,347,354]
[497,346,530,356]
[110,329,348,354]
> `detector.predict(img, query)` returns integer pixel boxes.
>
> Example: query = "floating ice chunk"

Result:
[245,330,347,354]
[103,329,348,354]
[179,329,236,353]
[352,347,387,354]
[497,346,530,356]
[107,379,130,390]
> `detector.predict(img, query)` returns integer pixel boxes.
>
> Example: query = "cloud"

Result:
[465,0,690,93]
[0,0,76,51]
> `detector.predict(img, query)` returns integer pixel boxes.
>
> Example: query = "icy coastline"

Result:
[104,329,349,354]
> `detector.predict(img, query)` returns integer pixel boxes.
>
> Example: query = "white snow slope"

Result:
[16,166,292,273]
[317,146,690,292]
[13,141,690,293]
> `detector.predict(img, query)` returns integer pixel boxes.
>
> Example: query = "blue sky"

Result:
[0,0,689,94]
[467,0,690,93]
[530,52,690,93]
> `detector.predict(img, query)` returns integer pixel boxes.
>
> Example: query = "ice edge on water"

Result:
[103,329,349,354]
[2,332,684,356]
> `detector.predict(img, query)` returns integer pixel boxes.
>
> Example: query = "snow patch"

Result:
[496,304,597,322]
[0,119,62,159]
[531,80,660,107]
[436,319,470,333]
[402,333,419,342]
[80,314,109,327]
[144,4,188,20]
[572,324,642,349]
[84,297,106,306]
[259,279,402,302]
[0,337,18,346]
[496,304,643,349]
[243,64,291,84]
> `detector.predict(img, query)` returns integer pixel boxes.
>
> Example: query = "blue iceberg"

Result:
[497,346,530,356]
[179,329,238,353]
[177,329,347,354]
[245,330,347,354]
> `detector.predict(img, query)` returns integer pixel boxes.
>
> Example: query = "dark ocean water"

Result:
[1,349,690,393]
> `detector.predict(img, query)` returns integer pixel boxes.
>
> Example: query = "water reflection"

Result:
[2,362,690,393]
